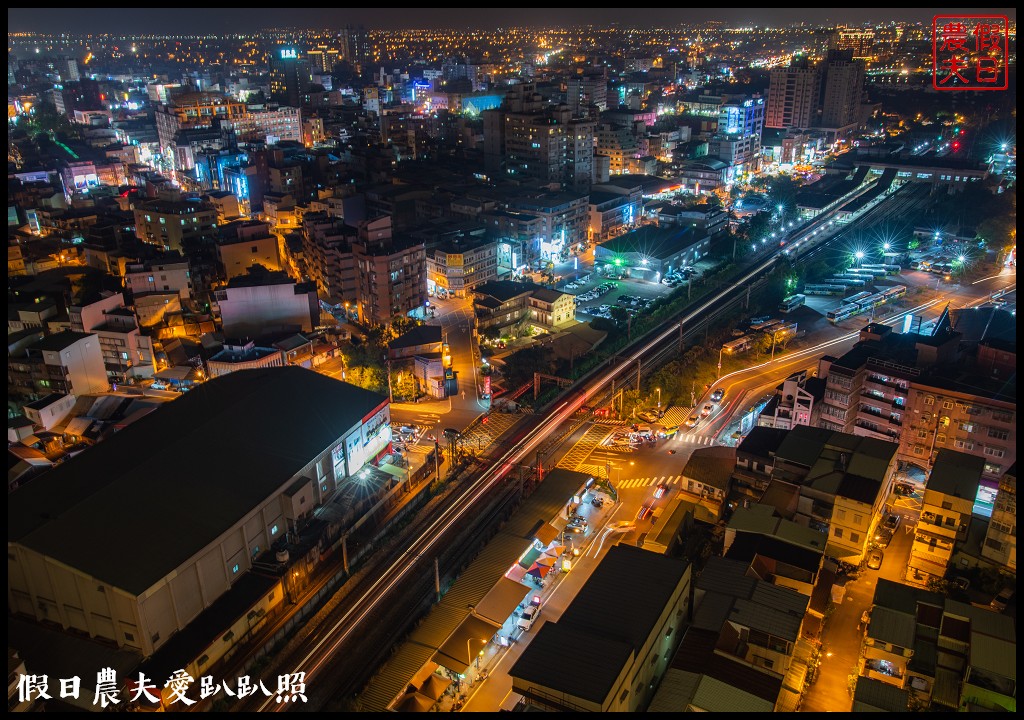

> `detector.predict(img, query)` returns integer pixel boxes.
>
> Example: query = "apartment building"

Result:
[217,219,283,280]
[69,291,156,381]
[9,330,108,401]
[766,58,821,130]
[910,450,983,582]
[133,198,218,253]
[154,91,247,153]
[769,426,898,563]
[124,255,193,300]
[980,465,1016,572]
[353,235,427,326]
[215,271,319,338]
[425,236,498,297]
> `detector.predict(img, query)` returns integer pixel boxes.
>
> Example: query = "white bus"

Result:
[722,336,753,353]
[779,294,806,313]
[804,284,847,296]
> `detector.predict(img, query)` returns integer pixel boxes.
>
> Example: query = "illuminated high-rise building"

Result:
[831,27,875,60]
[269,48,310,107]
[483,83,595,190]
[820,50,866,133]
[766,56,821,130]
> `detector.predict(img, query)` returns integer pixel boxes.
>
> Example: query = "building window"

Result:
[271,524,279,536]
[232,564,240,574]
[853,514,863,525]
[959,422,975,433]
[834,527,844,538]
[850,532,860,543]
[988,428,1009,441]
[124,632,135,642]
[984,447,1005,458]
[924,396,934,405]
[942,401,953,409]
[252,545,260,557]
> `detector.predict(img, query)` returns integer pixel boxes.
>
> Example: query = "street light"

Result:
[854,250,865,267]
[717,346,724,379]
[656,387,662,408]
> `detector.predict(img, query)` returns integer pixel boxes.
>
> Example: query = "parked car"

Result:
[517,601,542,631]
[894,482,915,496]
[990,587,1014,612]
[881,513,901,533]
[710,388,725,403]
[874,529,893,549]
[563,523,585,534]
[866,549,884,570]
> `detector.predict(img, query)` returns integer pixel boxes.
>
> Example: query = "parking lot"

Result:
[563,270,700,322]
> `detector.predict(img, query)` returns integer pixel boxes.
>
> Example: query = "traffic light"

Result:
[952,141,961,152]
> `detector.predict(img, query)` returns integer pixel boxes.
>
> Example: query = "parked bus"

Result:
[861,263,902,275]
[779,294,806,313]
[845,291,873,305]
[852,266,889,278]
[750,318,783,332]
[829,277,869,287]
[881,285,907,301]
[722,336,753,353]
[804,284,847,296]
[826,304,860,323]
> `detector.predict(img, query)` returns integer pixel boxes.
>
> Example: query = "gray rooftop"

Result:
[927,450,985,499]
[9,367,387,595]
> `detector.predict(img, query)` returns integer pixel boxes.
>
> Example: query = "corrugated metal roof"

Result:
[867,605,915,649]
[357,643,436,712]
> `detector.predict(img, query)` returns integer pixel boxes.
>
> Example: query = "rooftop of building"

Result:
[388,324,443,350]
[135,198,216,215]
[27,330,96,353]
[596,223,707,259]
[473,279,543,303]
[8,367,388,596]
[509,544,689,704]
[737,426,790,459]
[208,345,281,364]
[927,449,985,499]
[682,446,736,490]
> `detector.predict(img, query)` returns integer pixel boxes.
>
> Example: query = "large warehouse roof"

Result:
[9,367,387,595]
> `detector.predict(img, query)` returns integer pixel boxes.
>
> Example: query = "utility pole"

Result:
[627,314,632,342]
[732,235,738,262]
[691,381,696,409]
[679,321,685,354]
[744,284,751,310]
[636,358,641,393]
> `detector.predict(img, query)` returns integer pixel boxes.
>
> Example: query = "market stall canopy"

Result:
[431,613,500,674]
[474,577,530,627]
[417,673,451,702]
[394,691,434,712]
[543,544,566,557]
[526,563,552,579]
[534,556,557,567]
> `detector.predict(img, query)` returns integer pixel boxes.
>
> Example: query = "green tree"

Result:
[609,306,630,325]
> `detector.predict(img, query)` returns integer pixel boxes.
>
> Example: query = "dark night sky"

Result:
[8,8,1017,34]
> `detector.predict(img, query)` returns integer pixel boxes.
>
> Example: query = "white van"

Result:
[517,600,542,631]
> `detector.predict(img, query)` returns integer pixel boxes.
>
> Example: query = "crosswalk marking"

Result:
[615,475,684,489]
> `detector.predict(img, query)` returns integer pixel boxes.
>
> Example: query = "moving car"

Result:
[710,389,725,403]
[610,520,636,532]
[894,482,915,496]
[866,549,884,570]
[685,415,700,429]
[700,404,714,418]
[636,504,654,521]
[653,483,669,499]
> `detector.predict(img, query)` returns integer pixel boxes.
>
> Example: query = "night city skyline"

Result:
[9,8,1018,33]
[7,6,1016,713]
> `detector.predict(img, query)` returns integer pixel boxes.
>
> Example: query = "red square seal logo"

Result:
[933,15,1009,90]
